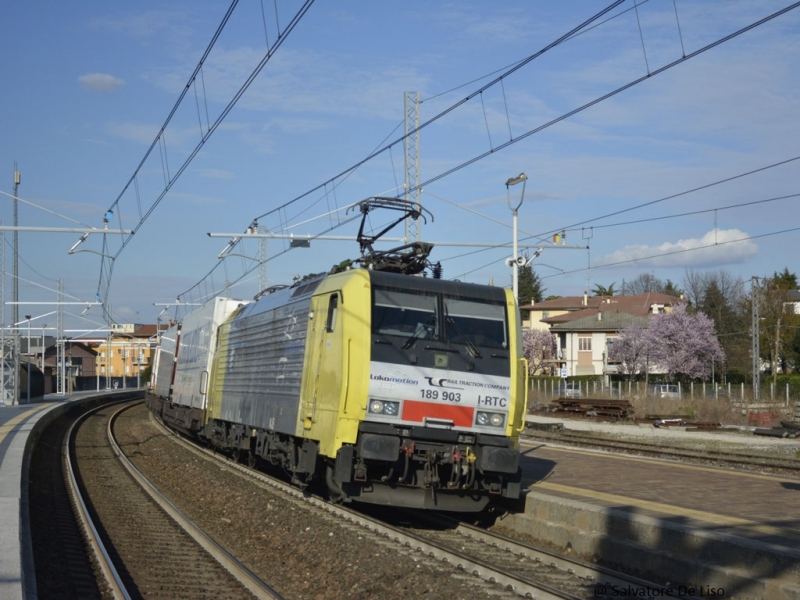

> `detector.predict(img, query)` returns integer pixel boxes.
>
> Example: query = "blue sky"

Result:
[2,1,799,335]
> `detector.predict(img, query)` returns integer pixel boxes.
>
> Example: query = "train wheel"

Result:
[247,451,259,469]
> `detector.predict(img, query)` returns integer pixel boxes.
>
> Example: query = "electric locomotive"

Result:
[148,198,528,512]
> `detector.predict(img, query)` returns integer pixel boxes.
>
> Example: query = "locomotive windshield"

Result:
[372,289,438,339]
[444,298,507,349]
[372,287,507,349]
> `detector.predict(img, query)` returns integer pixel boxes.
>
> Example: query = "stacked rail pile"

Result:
[639,415,722,430]
[752,421,800,438]
[546,398,634,421]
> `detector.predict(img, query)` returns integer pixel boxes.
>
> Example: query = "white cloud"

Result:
[594,229,758,268]
[78,73,126,92]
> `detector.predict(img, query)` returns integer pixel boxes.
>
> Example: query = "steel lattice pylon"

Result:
[404,91,421,242]
[1,335,19,405]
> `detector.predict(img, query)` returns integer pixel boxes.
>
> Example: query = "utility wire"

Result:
[541,225,800,279]
[0,190,94,228]
[560,192,800,233]
[251,0,627,224]
[415,2,800,194]
[534,155,800,239]
[453,224,800,282]
[168,1,800,307]
[94,0,316,323]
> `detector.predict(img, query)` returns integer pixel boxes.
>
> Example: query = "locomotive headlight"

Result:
[369,400,400,416]
[476,411,505,428]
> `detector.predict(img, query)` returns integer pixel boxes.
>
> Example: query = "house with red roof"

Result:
[520,292,686,378]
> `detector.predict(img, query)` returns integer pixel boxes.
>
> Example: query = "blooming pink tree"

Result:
[612,325,651,379]
[645,304,725,380]
[522,328,558,375]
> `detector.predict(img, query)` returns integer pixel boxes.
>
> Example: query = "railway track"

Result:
[69,399,278,599]
[141,405,691,599]
[523,427,800,474]
[386,511,694,600]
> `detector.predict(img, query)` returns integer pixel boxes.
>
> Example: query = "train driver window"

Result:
[372,288,438,339]
[326,294,339,332]
[443,298,507,349]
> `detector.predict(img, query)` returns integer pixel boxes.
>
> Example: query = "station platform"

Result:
[500,416,800,599]
[0,398,62,600]
[0,391,138,600]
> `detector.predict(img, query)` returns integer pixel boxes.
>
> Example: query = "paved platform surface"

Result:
[0,398,62,600]
[0,391,131,600]
[512,416,800,598]
[520,415,800,547]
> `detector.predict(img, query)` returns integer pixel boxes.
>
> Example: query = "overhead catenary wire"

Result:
[250,0,627,225]
[73,0,799,322]
[254,0,799,260]
[172,1,800,307]
[445,163,800,281]
[93,0,316,324]
[452,224,800,283]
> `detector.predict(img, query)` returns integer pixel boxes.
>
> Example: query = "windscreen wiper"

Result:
[402,314,437,350]
[445,316,482,359]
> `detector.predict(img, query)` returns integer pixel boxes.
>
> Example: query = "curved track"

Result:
[146,406,689,599]
[70,399,279,599]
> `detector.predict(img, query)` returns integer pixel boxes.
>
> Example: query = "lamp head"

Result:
[505,173,527,187]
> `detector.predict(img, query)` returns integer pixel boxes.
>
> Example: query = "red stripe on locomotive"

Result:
[401,400,475,427]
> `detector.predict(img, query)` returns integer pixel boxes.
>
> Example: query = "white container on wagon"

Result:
[152,323,179,399]
[171,297,248,411]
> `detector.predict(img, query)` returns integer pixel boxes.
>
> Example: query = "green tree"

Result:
[787,327,800,373]
[773,267,798,290]
[754,274,800,383]
[662,279,683,299]
[700,280,736,334]
[591,282,616,297]
[517,265,545,317]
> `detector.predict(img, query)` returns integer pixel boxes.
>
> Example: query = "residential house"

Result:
[523,292,685,379]
[94,323,162,385]
[786,290,800,314]
[43,342,98,394]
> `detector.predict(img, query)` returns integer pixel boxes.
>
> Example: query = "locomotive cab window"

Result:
[444,298,507,349]
[372,288,438,339]
[326,294,339,332]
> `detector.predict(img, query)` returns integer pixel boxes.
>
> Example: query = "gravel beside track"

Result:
[115,403,512,600]
[76,402,259,599]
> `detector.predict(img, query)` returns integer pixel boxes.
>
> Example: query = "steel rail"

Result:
[148,409,687,599]
[525,429,800,474]
[108,403,282,599]
[64,401,133,600]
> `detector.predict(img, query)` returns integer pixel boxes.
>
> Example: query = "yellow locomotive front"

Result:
[324,269,526,511]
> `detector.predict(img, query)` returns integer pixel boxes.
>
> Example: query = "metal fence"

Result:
[529,379,799,406]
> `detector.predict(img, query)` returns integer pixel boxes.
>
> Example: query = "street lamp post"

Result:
[505,173,528,301]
